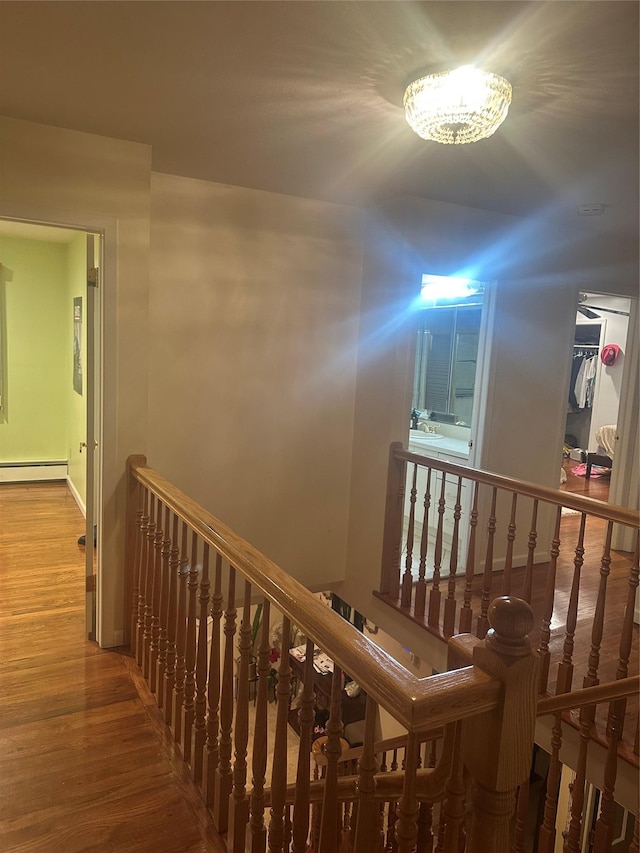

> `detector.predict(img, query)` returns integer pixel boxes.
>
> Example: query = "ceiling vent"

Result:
[577,204,606,216]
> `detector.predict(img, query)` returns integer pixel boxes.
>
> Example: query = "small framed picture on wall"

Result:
[73,296,82,395]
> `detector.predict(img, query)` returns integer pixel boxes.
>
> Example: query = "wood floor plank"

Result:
[0,482,226,853]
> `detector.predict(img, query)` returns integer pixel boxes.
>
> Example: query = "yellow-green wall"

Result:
[0,235,68,461]
[0,232,87,506]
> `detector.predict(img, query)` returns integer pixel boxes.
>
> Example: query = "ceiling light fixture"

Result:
[404,65,512,145]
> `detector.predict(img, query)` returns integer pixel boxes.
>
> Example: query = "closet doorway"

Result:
[0,218,103,641]
[564,291,633,502]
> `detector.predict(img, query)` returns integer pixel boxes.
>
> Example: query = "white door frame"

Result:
[85,233,101,640]
[467,279,496,469]
[609,298,639,549]
[0,203,117,647]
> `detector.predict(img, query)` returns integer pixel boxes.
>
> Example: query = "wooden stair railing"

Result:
[125,455,548,853]
[377,442,640,768]
[451,630,639,853]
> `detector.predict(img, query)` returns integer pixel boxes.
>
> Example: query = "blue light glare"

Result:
[420,274,483,302]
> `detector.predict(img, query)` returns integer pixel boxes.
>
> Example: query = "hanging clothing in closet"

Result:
[568,350,597,412]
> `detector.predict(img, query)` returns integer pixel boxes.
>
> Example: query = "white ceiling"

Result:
[0,1,638,247]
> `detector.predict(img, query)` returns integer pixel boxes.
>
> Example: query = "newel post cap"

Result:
[485,596,534,660]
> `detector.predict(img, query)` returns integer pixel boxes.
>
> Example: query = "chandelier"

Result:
[403,66,512,145]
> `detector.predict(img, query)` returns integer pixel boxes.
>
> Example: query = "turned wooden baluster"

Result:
[148,497,164,692]
[354,695,379,852]
[319,659,344,853]
[203,552,223,807]
[512,776,530,853]
[125,458,143,649]
[521,499,539,605]
[249,598,271,853]
[387,798,399,852]
[417,738,438,853]
[292,637,316,853]
[476,487,497,639]
[434,804,446,853]
[172,521,189,743]
[130,488,144,658]
[268,617,292,853]
[537,507,562,695]
[415,469,432,622]
[380,750,388,773]
[228,579,252,853]
[442,722,466,853]
[380,443,405,601]
[465,597,539,853]
[283,808,292,852]
[193,542,210,785]
[311,798,322,853]
[428,474,446,629]
[348,800,358,848]
[163,514,180,727]
[213,563,236,834]
[443,476,463,637]
[391,748,399,772]
[501,493,518,595]
[416,802,434,853]
[135,489,150,666]
[556,513,587,696]
[592,697,624,851]
[182,531,200,763]
[395,731,420,853]
[582,521,614,714]
[459,481,479,634]
[339,800,358,844]
[629,804,639,853]
[564,705,591,853]
[142,494,157,677]
[608,532,639,733]
[537,712,564,853]
[155,505,171,709]
[401,464,419,608]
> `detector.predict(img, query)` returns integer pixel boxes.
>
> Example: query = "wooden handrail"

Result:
[396,445,639,527]
[537,676,639,716]
[129,457,502,732]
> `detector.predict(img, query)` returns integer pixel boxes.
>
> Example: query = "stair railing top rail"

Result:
[128,456,500,732]
[395,442,639,527]
[536,675,639,716]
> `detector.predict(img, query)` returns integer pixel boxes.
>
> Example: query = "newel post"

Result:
[125,454,147,651]
[379,441,406,601]
[463,596,539,853]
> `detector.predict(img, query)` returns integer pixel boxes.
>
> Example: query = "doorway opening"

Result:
[562,291,632,503]
[0,218,102,641]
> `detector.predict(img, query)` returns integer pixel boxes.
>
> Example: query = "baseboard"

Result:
[66,476,86,517]
[407,549,553,582]
[99,629,124,649]
[0,461,68,483]
[477,550,552,575]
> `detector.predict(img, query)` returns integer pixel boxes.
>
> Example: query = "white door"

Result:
[85,233,102,641]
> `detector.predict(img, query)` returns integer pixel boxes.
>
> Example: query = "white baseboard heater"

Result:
[0,461,68,483]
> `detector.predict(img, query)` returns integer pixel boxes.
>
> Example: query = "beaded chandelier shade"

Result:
[404,66,512,145]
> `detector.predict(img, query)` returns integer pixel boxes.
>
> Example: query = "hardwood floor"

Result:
[1,477,635,850]
[0,482,225,853]
[560,455,611,501]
